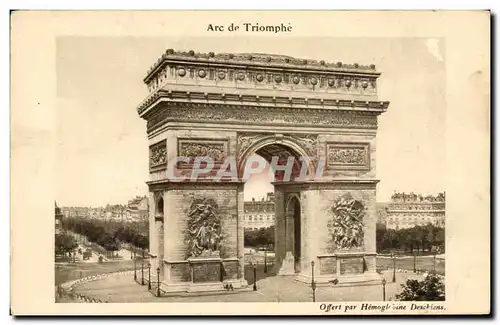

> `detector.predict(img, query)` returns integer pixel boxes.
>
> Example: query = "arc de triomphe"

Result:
[137,49,389,293]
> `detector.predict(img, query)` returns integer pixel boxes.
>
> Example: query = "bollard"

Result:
[311,261,316,302]
[253,263,257,291]
[148,263,152,290]
[382,278,386,301]
[264,249,268,274]
[156,267,161,297]
[134,251,137,281]
[392,253,396,283]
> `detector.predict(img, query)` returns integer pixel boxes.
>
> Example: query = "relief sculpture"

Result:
[327,194,365,250]
[237,133,265,161]
[288,134,318,158]
[150,141,167,167]
[329,148,366,165]
[179,141,227,163]
[185,198,223,258]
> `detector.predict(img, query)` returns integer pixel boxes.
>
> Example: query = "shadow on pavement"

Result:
[244,263,277,285]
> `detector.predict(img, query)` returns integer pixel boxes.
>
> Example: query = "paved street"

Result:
[71,270,425,303]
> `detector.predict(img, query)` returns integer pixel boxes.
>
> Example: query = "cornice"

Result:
[272,179,379,190]
[144,50,379,83]
[138,89,390,116]
[147,179,246,191]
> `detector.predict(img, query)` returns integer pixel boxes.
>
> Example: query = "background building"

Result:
[244,192,275,230]
[126,195,149,222]
[55,201,63,234]
[385,192,445,230]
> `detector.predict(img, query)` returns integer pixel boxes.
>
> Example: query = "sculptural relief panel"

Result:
[149,140,167,169]
[326,142,370,170]
[326,193,366,252]
[184,198,223,259]
[177,138,229,168]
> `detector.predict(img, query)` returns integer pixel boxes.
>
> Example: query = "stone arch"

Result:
[154,191,164,218]
[285,193,301,217]
[237,134,316,179]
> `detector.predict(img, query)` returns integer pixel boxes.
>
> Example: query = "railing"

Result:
[57,270,135,303]
[148,281,166,297]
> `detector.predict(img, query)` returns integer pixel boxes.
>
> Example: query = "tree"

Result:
[244,226,275,248]
[396,274,445,301]
[55,233,78,257]
[376,224,445,254]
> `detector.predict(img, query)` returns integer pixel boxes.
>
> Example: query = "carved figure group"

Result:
[329,148,365,165]
[181,143,226,162]
[185,198,223,258]
[328,194,365,250]
[150,145,167,166]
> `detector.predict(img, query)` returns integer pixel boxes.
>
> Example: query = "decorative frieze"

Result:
[326,142,370,170]
[146,65,378,95]
[147,104,378,133]
[149,140,167,168]
[326,193,365,251]
[143,51,380,96]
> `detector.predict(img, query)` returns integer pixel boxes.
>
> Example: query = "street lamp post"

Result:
[148,263,152,290]
[156,267,161,297]
[392,253,396,283]
[141,250,145,285]
[433,254,436,274]
[264,249,268,274]
[253,263,257,291]
[133,251,137,281]
[311,261,316,303]
[382,278,387,301]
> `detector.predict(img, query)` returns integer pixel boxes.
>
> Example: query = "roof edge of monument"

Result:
[143,49,379,83]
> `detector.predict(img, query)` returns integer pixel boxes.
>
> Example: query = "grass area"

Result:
[377,256,445,275]
[55,260,136,285]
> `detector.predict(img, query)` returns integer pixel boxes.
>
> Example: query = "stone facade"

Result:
[385,192,446,230]
[137,50,389,292]
[244,193,276,230]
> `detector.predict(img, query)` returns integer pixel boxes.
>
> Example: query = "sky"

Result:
[55,36,445,207]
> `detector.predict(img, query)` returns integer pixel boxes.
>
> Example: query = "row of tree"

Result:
[244,226,275,248]
[243,224,444,254]
[376,223,445,254]
[61,217,149,251]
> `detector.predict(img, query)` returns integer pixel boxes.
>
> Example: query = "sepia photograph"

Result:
[10,10,490,316]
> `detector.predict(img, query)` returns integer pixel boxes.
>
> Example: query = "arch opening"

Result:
[285,194,302,274]
[242,140,309,277]
[156,196,164,217]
